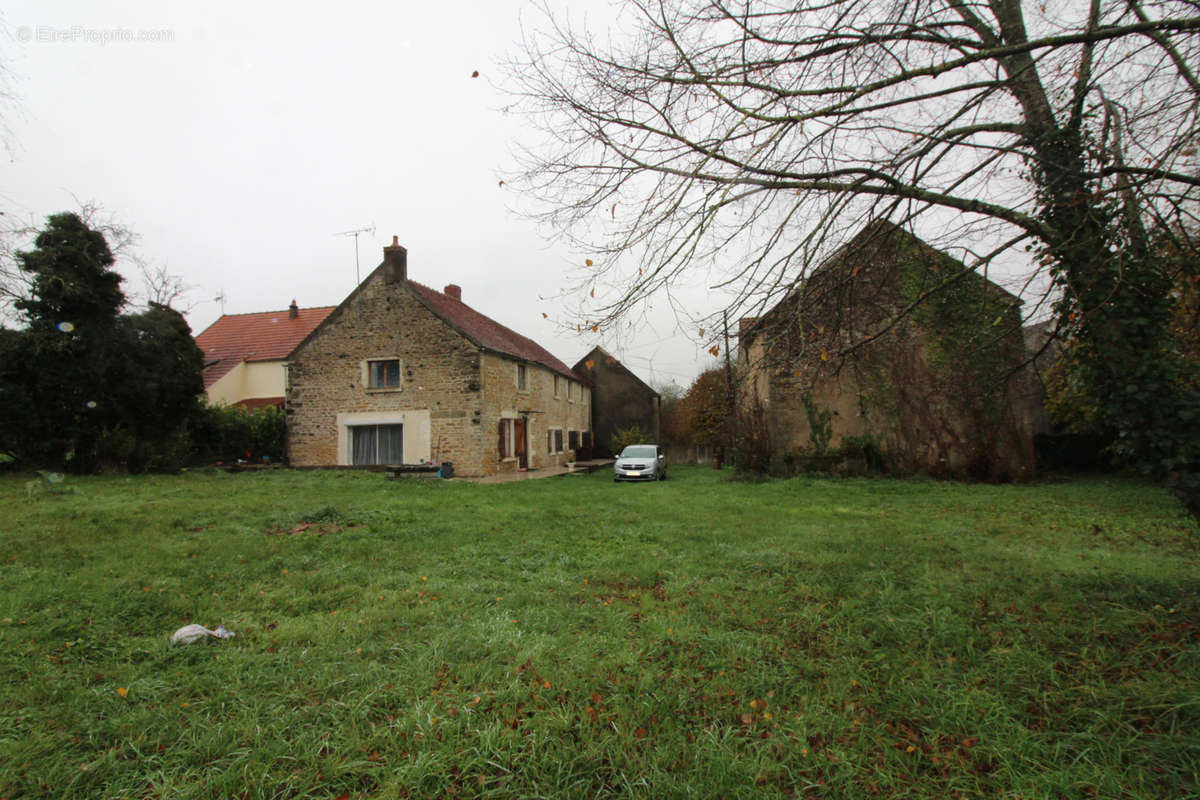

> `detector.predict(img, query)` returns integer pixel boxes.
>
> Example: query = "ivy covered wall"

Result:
[742,222,1035,480]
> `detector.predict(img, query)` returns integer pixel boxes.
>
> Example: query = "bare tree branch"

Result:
[505,0,1200,336]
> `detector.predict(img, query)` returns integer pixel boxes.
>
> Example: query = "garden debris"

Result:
[265,522,342,536]
[170,624,236,646]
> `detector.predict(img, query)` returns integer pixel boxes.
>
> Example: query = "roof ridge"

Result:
[212,305,339,318]
[406,280,583,381]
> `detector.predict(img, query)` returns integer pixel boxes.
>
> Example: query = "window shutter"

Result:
[499,420,507,458]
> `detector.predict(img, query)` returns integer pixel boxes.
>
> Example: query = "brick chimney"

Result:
[288,299,299,320]
[383,236,407,284]
[444,284,462,301]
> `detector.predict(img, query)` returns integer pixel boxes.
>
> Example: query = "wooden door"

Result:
[514,417,528,468]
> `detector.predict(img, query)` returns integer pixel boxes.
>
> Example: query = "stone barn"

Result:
[573,346,661,457]
[739,221,1034,480]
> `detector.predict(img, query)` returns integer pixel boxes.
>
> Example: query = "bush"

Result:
[733,399,773,475]
[190,403,286,464]
[610,425,647,455]
[840,434,887,472]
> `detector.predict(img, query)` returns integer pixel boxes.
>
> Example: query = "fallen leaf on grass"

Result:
[116,687,128,698]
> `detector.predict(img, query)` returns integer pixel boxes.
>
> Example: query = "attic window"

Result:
[366,358,401,389]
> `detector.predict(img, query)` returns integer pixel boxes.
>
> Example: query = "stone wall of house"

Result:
[479,352,592,474]
[751,301,1034,480]
[286,271,485,473]
[739,223,1035,481]
[765,368,866,452]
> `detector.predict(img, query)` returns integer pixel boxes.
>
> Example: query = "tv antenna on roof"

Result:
[334,223,376,285]
[213,289,227,315]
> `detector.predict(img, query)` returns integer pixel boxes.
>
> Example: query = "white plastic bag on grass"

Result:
[170,624,236,646]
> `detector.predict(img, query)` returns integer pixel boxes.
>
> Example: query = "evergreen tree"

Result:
[0,212,205,471]
[113,303,205,471]
[3,214,124,468]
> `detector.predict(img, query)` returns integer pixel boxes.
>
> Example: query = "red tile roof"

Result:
[407,282,583,380]
[195,306,336,389]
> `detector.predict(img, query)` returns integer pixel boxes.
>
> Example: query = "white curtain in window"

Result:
[352,424,404,465]
[352,426,376,464]
[378,424,403,463]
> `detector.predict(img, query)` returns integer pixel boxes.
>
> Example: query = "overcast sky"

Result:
[2,0,718,390]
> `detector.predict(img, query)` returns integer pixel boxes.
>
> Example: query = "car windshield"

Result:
[620,446,657,459]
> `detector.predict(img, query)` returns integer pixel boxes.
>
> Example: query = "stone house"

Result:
[572,346,661,456]
[286,239,592,476]
[739,221,1034,480]
[195,303,335,408]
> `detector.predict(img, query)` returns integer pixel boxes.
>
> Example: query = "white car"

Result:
[613,444,667,481]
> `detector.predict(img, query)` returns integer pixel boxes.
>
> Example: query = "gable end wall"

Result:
[286,274,485,473]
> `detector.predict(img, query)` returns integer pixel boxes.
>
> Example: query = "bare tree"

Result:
[132,254,196,312]
[0,200,193,321]
[507,0,1200,514]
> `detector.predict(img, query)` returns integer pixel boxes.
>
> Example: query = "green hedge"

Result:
[189,403,286,464]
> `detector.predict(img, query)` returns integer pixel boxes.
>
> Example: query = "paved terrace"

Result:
[469,459,615,484]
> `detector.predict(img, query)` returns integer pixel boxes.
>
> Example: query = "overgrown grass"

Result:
[0,467,1196,798]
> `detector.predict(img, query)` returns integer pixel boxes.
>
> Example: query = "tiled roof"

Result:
[195,306,336,389]
[407,282,583,381]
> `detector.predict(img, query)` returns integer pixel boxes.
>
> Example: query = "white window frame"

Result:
[553,375,562,399]
[516,363,529,393]
[337,410,430,466]
[349,423,404,465]
[362,357,402,391]
[547,427,564,454]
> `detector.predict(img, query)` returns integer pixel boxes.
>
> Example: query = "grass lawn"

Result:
[0,466,1196,799]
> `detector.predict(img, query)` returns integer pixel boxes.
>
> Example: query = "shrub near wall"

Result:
[609,425,647,455]
[190,403,286,464]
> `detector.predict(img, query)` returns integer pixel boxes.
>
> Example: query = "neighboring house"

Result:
[572,345,661,456]
[286,238,592,476]
[195,302,335,408]
[739,221,1034,480]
